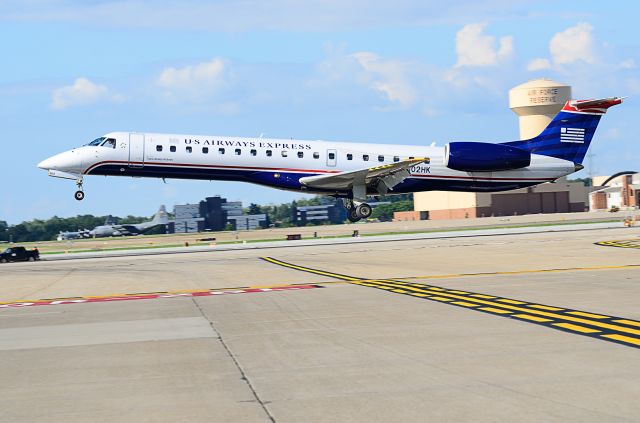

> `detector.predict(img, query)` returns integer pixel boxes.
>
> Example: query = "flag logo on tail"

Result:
[560,127,585,143]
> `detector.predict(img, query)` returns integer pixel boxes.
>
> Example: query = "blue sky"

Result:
[1,1,638,223]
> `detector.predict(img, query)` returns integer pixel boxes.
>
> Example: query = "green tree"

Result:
[248,203,262,215]
[568,177,592,187]
[0,220,8,241]
[371,200,413,222]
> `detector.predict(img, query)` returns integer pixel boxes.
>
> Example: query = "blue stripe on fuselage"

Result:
[88,164,541,195]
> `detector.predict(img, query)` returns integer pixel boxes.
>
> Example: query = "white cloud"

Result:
[51,78,121,110]
[350,52,417,107]
[618,59,636,70]
[0,1,549,32]
[454,23,513,68]
[156,58,232,102]
[526,23,600,73]
[549,22,596,65]
[526,58,552,71]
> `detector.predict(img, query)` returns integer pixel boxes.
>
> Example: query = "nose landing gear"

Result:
[74,177,85,201]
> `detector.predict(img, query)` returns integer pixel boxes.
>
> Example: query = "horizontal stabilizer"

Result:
[564,97,623,114]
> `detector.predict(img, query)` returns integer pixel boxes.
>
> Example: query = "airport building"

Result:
[173,203,205,233]
[590,173,640,211]
[227,214,268,230]
[292,202,348,226]
[405,78,595,221]
[291,200,393,225]
[172,196,268,233]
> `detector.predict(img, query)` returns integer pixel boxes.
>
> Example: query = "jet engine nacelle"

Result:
[444,142,531,172]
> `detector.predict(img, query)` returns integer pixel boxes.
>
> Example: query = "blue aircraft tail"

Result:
[503,97,622,164]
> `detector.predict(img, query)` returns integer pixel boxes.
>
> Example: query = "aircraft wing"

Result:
[299,158,428,195]
[116,225,140,235]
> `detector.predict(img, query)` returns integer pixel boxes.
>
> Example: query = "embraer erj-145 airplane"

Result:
[38,97,622,222]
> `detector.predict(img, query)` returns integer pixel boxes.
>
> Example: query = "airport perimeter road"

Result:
[1,227,639,422]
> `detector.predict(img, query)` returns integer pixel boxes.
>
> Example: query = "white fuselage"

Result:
[38,131,576,196]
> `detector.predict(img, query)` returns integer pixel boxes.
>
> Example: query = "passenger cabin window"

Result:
[282,151,288,157]
[250,149,257,156]
[156,145,163,152]
[186,146,192,153]
[328,152,336,160]
[297,151,304,158]
[313,152,320,159]
[170,146,176,152]
[202,147,209,154]
[219,148,225,154]
[363,154,369,161]
[347,153,353,160]
[235,148,241,155]
[378,155,384,162]
[393,156,400,162]
[266,150,273,157]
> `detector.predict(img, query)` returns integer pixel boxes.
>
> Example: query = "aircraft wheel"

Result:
[356,203,372,219]
[74,190,85,201]
[348,209,361,222]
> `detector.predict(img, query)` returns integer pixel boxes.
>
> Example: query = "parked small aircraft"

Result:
[57,206,169,240]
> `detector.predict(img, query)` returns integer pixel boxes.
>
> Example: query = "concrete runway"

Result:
[1,227,639,422]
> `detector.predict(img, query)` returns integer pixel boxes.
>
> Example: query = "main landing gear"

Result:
[74,177,85,201]
[344,199,372,222]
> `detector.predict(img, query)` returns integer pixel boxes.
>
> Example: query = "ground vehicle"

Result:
[0,247,40,263]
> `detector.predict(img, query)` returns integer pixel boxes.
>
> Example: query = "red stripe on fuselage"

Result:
[84,160,340,175]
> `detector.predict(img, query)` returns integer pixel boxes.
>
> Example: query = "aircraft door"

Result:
[326,149,337,167]
[128,133,145,168]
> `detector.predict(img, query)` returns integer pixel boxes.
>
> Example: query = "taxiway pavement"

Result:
[1,227,639,422]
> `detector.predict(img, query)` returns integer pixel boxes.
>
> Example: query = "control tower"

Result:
[509,79,571,140]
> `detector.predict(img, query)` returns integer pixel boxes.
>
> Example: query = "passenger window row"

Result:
[154,144,401,162]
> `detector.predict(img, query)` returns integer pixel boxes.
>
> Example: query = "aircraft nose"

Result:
[37,157,55,170]
[36,150,83,172]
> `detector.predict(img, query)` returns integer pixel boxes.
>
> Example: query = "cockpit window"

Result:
[88,137,105,146]
[101,138,116,149]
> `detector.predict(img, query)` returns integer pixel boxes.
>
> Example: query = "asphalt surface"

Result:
[1,225,639,422]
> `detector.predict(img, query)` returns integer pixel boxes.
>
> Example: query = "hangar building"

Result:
[590,173,640,211]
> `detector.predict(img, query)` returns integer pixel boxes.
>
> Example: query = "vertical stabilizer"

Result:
[503,97,622,164]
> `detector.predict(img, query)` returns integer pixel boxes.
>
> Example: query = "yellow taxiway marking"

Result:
[514,314,552,323]
[372,279,640,337]
[451,301,479,307]
[497,299,527,305]
[566,311,610,319]
[596,239,640,249]
[614,319,640,327]
[397,263,640,282]
[602,334,640,346]
[479,307,512,314]
[261,257,361,281]
[554,323,600,334]
[528,304,564,311]
[262,257,640,349]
